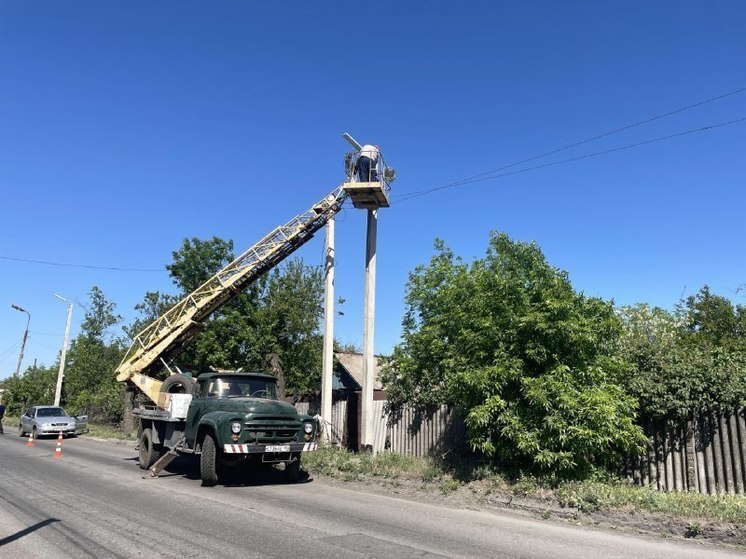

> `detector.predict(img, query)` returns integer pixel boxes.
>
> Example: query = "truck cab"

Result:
[186,372,317,453]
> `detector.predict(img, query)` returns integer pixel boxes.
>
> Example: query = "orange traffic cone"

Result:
[53,431,63,459]
[26,432,34,447]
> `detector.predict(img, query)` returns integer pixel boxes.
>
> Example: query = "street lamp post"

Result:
[54,294,73,407]
[11,304,30,377]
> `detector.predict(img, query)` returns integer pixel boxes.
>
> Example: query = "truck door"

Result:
[185,380,208,448]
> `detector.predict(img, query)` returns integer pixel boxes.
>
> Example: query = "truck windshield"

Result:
[206,378,278,399]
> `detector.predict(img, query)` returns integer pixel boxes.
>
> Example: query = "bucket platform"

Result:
[342,181,390,210]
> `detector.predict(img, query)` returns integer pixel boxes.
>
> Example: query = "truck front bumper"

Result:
[223,441,318,454]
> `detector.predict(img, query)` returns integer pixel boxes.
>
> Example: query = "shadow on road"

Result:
[126,454,313,486]
[0,518,60,547]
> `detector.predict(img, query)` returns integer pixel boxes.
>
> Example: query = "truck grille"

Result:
[245,416,301,443]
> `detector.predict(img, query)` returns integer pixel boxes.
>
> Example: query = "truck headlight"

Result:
[231,421,242,434]
[303,423,313,434]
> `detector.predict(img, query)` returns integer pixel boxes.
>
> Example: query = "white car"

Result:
[18,405,88,438]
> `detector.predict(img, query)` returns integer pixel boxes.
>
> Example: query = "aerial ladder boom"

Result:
[116,185,349,404]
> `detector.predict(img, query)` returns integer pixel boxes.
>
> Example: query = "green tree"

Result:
[0,363,58,416]
[186,260,324,394]
[618,289,746,420]
[384,232,645,474]
[255,260,324,394]
[679,286,746,348]
[167,236,235,293]
[63,287,126,422]
[124,290,179,339]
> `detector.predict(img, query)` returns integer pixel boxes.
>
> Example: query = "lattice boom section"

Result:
[117,187,347,380]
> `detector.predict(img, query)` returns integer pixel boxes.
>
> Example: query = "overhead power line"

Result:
[0,339,22,365]
[1,87,743,271]
[393,85,746,202]
[395,116,746,203]
[0,255,164,272]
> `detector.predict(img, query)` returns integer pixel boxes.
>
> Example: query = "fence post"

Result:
[702,411,717,494]
[711,411,726,494]
[685,415,697,491]
[720,413,736,495]
[672,424,683,492]
[729,411,744,495]
[736,408,746,491]
[646,417,658,489]
[663,419,674,492]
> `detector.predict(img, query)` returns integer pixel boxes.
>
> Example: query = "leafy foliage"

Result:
[0,363,58,416]
[63,287,126,421]
[123,290,178,339]
[167,236,235,293]
[618,287,746,420]
[183,261,324,394]
[383,232,646,474]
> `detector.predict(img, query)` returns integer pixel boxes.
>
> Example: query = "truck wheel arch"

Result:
[138,418,162,445]
[196,425,216,453]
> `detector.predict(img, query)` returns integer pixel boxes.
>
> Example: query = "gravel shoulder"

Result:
[301,461,746,551]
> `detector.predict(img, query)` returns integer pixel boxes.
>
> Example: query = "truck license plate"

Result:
[266,445,290,453]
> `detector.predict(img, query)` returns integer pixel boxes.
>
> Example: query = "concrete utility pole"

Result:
[320,217,336,443]
[360,209,378,453]
[341,131,392,454]
[11,304,30,377]
[54,294,73,407]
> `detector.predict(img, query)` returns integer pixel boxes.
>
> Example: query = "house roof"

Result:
[334,351,385,390]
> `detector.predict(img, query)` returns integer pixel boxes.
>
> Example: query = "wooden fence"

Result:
[385,404,467,457]
[623,409,746,495]
[296,399,467,458]
[294,398,353,447]
[297,399,746,495]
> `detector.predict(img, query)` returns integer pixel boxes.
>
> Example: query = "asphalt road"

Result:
[0,428,741,559]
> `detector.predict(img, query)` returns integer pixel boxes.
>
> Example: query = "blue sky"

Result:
[1,1,744,379]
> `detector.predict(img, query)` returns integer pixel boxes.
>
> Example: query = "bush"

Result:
[383,233,646,475]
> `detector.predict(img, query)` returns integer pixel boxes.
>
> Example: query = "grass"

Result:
[303,446,431,482]
[84,422,136,441]
[554,480,746,524]
[304,447,746,526]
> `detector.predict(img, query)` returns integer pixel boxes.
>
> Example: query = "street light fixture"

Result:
[54,294,73,407]
[11,304,30,377]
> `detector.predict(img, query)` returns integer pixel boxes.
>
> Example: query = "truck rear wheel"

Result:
[200,433,219,486]
[138,428,161,470]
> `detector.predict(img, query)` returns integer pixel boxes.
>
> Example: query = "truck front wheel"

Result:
[200,433,219,486]
[138,428,161,470]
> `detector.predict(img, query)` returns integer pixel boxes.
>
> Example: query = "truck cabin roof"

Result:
[195,372,277,382]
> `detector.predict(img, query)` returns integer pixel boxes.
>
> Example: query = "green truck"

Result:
[134,372,318,486]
